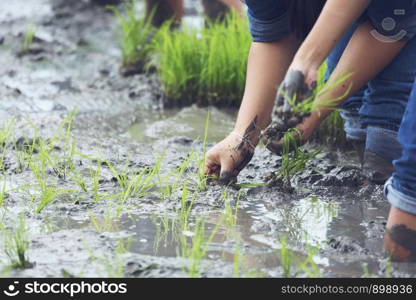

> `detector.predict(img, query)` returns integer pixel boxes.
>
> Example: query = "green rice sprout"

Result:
[279,129,320,187]
[280,236,294,278]
[315,109,347,147]
[283,65,353,117]
[108,0,155,74]
[0,175,6,207]
[20,25,36,55]
[0,120,14,173]
[1,215,32,269]
[233,245,241,278]
[89,206,118,233]
[178,183,196,233]
[180,217,223,278]
[223,189,240,232]
[298,245,322,278]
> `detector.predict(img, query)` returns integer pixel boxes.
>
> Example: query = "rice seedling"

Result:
[196,113,210,191]
[233,245,241,278]
[223,189,240,232]
[1,215,32,269]
[69,168,88,193]
[0,175,6,207]
[179,217,223,278]
[106,160,157,213]
[298,245,322,278]
[315,109,347,147]
[178,183,196,233]
[280,236,294,278]
[89,206,118,233]
[108,0,155,75]
[0,120,14,173]
[153,12,250,106]
[278,129,321,187]
[90,160,102,202]
[19,25,36,55]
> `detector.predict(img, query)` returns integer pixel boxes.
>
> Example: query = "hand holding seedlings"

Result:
[262,70,315,154]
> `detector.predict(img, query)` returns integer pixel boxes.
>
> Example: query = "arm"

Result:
[205,36,299,183]
[299,21,406,141]
[290,0,371,85]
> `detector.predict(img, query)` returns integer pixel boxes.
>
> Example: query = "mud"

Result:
[0,0,415,278]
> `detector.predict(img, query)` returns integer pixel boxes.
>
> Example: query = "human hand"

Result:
[204,128,257,185]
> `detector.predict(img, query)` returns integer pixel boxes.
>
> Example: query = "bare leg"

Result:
[145,0,184,27]
[384,207,416,261]
[217,0,244,15]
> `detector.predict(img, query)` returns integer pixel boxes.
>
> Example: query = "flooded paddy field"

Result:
[0,0,415,278]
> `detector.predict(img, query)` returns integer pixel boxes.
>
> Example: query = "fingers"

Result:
[265,139,284,155]
[219,155,237,185]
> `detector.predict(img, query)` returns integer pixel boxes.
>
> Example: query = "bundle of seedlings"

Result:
[263,65,352,190]
[153,12,250,107]
[108,0,155,76]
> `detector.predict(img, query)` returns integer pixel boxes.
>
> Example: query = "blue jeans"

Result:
[385,79,416,215]
[326,28,416,161]
[246,0,416,43]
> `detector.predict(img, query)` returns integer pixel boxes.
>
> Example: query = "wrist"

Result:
[230,130,259,149]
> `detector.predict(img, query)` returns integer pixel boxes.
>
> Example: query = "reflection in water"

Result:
[128,105,236,144]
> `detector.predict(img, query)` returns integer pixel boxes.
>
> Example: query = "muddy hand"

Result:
[262,70,316,155]
[205,119,258,185]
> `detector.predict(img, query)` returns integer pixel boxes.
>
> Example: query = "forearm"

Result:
[292,0,370,79]
[234,36,300,143]
[301,21,406,135]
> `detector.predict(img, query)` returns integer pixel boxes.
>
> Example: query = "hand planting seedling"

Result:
[262,65,352,155]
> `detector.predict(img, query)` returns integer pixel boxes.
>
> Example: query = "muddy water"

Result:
[0,0,415,278]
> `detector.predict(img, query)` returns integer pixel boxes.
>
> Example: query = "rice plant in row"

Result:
[108,0,155,76]
[153,12,251,107]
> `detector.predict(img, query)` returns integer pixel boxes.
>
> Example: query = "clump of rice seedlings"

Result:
[1,215,33,269]
[89,206,118,233]
[154,12,250,106]
[19,25,36,56]
[179,217,223,278]
[108,0,155,76]
[106,160,156,213]
[69,168,88,193]
[152,213,174,254]
[26,139,63,213]
[178,183,196,233]
[278,129,320,188]
[223,189,240,232]
[298,245,322,278]
[314,109,347,147]
[0,176,6,207]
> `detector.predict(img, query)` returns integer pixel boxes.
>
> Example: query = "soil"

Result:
[0,0,414,278]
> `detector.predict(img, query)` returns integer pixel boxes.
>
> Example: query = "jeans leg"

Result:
[326,23,367,141]
[385,79,416,215]
[361,36,416,160]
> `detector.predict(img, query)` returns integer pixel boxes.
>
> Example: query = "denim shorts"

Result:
[246,0,416,42]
